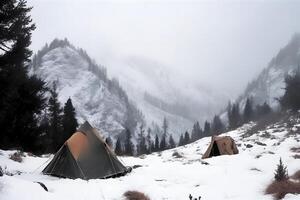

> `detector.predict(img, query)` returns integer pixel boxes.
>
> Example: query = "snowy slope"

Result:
[31,39,142,139]
[239,33,300,109]
[1,116,299,199]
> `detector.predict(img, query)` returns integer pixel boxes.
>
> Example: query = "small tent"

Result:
[42,121,131,179]
[202,136,239,159]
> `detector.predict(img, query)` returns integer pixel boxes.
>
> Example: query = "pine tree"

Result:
[274,158,288,181]
[211,115,224,135]
[228,103,241,129]
[0,0,46,152]
[203,121,211,137]
[184,131,190,145]
[137,124,147,155]
[48,83,63,152]
[162,117,168,136]
[178,134,184,146]
[191,121,202,142]
[115,137,123,155]
[243,98,254,123]
[160,134,167,151]
[124,128,134,156]
[154,134,159,152]
[146,128,152,153]
[279,69,300,111]
[168,134,176,149]
[62,97,78,142]
[256,102,271,118]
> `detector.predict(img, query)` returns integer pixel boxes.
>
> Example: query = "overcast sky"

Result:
[28,0,300,97]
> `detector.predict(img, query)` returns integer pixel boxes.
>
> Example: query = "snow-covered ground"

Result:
[0,122,300,200]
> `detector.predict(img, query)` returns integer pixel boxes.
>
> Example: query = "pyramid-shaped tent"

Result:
[202,136,239,159]
[42,121,131,179]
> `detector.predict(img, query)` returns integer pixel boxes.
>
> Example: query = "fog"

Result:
[28,0,300,97]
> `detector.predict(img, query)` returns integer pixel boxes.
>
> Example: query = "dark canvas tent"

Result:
[42,121,131,179]
[202,136,239,159]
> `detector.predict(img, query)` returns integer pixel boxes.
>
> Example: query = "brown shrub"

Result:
[293,154,300,159]
[123,191,150,200]
[265,180,300,199]
[172,151,183,158]
[9,151,24,163]
[291,147,300,153]
[291,170,300,180]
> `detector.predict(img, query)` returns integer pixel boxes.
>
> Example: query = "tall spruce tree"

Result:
[154,134,159,152]
[183,131,190,145]
[0,0,46,152]
[203,121,211,137]
[191,121,202,142]
[211,115,224,135]
[160,133,167,151]
[168,134,176,149]
[62,97,78,142]
[243,98,254,123]
[114,137,123,155]
[178,134,184,146]
[146,128,152,153]
[137,124,147,155]
[48,83,63,152]
[124,128,134,156]
[280,69,300,111]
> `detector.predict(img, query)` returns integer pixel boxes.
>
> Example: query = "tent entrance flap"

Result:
[209,142,220,157]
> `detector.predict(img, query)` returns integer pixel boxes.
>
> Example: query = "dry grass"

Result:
[266,170,300,200]
[123,191,150,200]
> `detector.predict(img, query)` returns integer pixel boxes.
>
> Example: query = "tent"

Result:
[202,136,239,159]
[42,121,131,179]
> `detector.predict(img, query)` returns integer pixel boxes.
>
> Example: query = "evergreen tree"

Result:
[48,83,63,152]
[279,69,300,111]
[162,117,168,136]
[124,128,134,156]
[160,134,167,151]
[137,124,147,155]
[114,137,123,155]
[203,121,211,137]
[211,115,224,135]
[228,103,241,129]
[154,134,159,152]
[183,131,190,145]
[62,97,78,142]
[243,98,254,123]
[146,128,152,153]
[274,158,288,181]
[191,121,202,141]
[0,0,46,152]
[256,102,272,118]
[168,134,176,149]
[178,134,184,146]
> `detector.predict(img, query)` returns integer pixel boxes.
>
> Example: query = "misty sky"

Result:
[28,0,300,97]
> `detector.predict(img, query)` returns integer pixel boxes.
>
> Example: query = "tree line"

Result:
[0,0,78,154]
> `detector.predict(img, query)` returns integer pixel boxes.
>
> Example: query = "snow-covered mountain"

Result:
[104,55,228,138]
[31,38,228,140]
[238,33,300,109]
[31,39,143,139]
